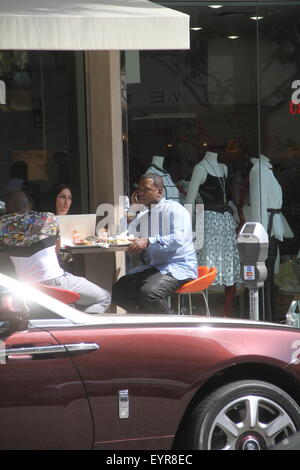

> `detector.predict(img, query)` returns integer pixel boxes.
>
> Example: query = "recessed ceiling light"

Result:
[190,27,203,31]
[227,35,239,39]
[209,4,223,8]
[250,16,264,20]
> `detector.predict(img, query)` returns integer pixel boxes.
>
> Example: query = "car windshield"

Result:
[0,273,101,324]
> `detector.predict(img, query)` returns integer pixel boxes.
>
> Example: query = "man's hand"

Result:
[127,238,149,254]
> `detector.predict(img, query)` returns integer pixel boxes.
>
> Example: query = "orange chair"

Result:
[34,283,80,305]
[174,266,217,316]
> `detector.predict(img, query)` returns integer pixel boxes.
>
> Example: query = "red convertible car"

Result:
[1,272,300,451]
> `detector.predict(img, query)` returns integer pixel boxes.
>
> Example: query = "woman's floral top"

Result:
[0,211,60,247]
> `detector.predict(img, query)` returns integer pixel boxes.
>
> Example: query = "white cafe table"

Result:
[63,244,129,255]
[62,244,128,295]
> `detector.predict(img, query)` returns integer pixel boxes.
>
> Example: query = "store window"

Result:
[0,51,88,214]
[258,2,300,322]
[125,1,300,322]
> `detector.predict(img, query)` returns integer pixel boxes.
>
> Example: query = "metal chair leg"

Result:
[201,290,211,316]
[189,294,192,315]
[176,291,211,316]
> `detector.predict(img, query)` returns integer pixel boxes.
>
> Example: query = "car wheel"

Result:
[185,380,300,450]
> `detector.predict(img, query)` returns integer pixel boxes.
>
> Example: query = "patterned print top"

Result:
[0,211,60,249]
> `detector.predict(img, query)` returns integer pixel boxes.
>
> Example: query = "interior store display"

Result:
[243,154,294,321]
[146,156,180,202]
[126,2,300,321]
[185,150,240,316]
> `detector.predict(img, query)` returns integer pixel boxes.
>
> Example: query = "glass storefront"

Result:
[125,1,300,322]
[0,51,88,214]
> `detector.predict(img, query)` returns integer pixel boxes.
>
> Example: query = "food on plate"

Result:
[107,235,134,245]
[71,230,98,245]
[85,235,99,243]
[73,239,93,246]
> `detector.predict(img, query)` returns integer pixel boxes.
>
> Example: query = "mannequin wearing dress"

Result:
[244,154,293,321]
[146,156,180,202]
[186,151,240,316]
[246,155,293,240]
[185,151,228,202]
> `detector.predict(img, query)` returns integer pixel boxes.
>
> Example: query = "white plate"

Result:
[108,242,131,247]
[64,243,101,248]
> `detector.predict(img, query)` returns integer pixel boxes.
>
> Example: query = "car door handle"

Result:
[64,343,100,354]
[6,343,99,360]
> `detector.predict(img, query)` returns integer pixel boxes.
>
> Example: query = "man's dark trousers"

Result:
[112,267,188,314]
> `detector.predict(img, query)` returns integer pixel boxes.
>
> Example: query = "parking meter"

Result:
[237,222,269,321]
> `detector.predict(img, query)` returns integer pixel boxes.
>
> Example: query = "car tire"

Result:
[183,380,300,450]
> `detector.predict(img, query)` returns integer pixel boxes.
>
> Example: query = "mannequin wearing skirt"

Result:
[185,151,240,316]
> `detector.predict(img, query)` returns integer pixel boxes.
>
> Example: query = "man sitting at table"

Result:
[112,174,198,314]
[0,190,111,314]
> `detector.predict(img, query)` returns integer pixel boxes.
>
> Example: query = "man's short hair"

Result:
[140,173,164,190]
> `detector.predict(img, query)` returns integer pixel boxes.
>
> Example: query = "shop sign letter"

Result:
[291,80,300,105]
[0,80,5,105]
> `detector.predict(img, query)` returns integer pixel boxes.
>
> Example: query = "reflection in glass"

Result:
[258,2,300,322]
[0,51,88,214]
[125,2,300,322]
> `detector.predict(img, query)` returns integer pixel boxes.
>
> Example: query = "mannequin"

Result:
[146,156,180,202]
[186,151,240,316]
[244,154,293,322]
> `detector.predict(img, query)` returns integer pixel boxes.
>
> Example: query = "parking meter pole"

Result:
[237,223,269,322]
[249,288,259,321]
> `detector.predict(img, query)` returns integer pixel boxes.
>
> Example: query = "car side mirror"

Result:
[0,293,29,339]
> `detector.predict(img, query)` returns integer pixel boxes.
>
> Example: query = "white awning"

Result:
[0,0,190,50]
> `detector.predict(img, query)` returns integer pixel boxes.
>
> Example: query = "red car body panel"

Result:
[47,321,300,450]
[1,270,300,450]
[0,328,93,450]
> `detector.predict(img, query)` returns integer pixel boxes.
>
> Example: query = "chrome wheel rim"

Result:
[207,394,297,450]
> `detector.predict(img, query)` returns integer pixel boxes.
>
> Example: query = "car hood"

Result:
[0,272,295,331]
